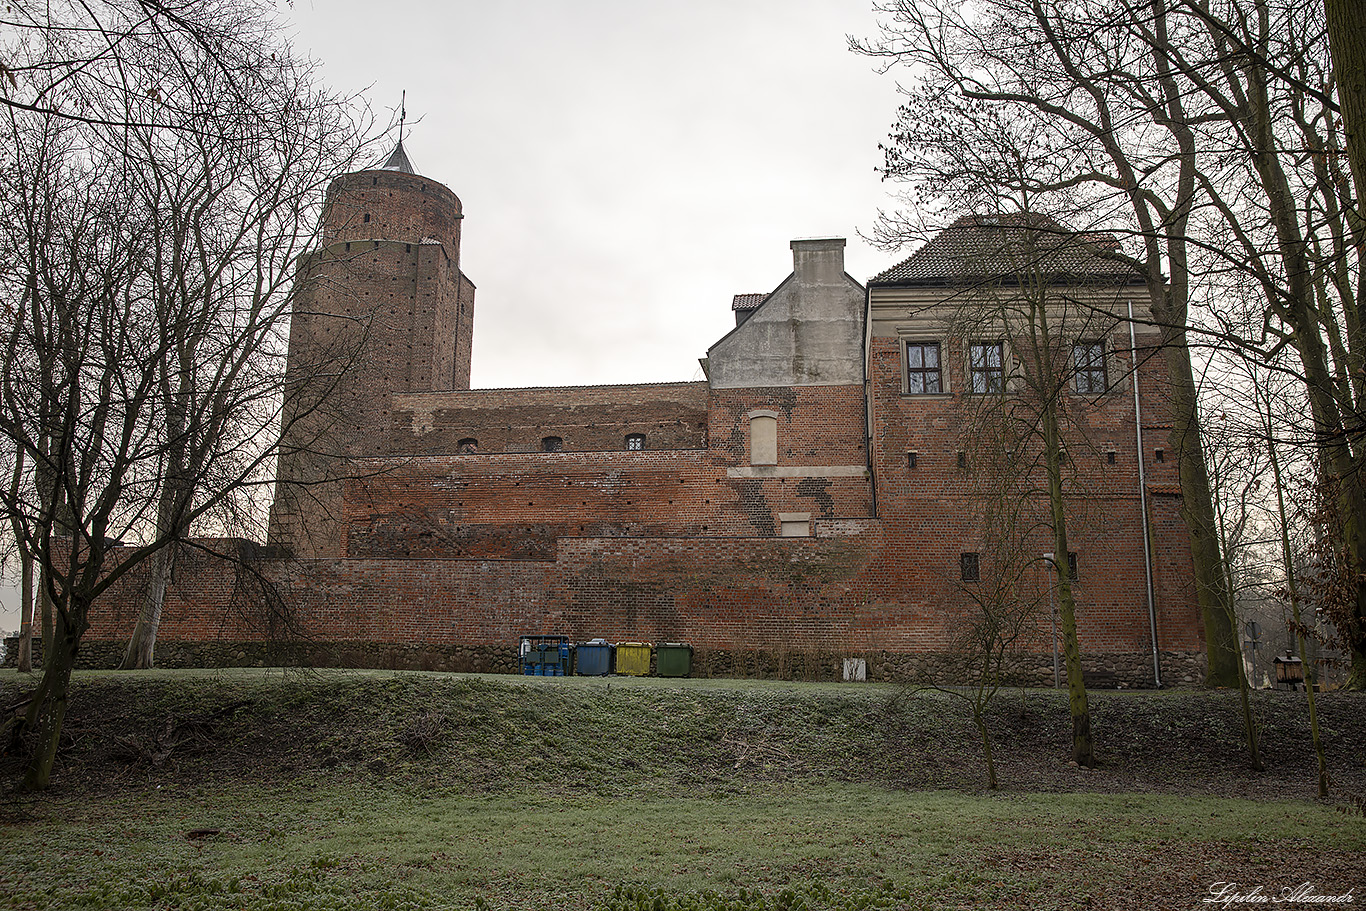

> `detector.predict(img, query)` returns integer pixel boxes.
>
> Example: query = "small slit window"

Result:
[961,552,980,582]
[625,434,646,451]
[542,436,563,452]
[907,451,918,470]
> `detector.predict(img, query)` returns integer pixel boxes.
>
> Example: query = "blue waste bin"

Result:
[576,639,613,676]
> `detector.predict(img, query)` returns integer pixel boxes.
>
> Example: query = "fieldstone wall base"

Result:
[3,637,1204,688]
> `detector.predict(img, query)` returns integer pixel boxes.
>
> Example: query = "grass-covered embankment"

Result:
[0,669,1362,910]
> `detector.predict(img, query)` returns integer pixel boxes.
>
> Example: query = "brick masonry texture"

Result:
[78,159,1207,685]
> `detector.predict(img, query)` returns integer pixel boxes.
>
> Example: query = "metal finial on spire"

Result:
[378,91,417,174]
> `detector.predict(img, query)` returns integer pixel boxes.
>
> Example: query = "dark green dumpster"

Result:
[656,642,693,678]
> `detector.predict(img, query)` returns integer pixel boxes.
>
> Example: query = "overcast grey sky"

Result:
[287,0,906,388]
[1,0,911,634]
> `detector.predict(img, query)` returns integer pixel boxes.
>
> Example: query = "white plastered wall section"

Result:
[706,238,867,389]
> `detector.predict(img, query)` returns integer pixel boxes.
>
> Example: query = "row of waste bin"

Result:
[518,636,693,677]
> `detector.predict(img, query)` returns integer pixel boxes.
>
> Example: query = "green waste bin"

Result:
[657,642,693,678]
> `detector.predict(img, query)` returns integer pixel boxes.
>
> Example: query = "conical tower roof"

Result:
[378,139,417,175]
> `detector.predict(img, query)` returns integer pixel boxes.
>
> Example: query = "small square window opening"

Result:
[542,436,563,452]
[961,552,981,582]
[625,434,645,451]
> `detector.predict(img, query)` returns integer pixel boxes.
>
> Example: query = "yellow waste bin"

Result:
[613,642,652,676]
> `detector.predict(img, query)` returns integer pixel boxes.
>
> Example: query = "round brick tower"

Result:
[269,142,476,557]
[321,143,463,259]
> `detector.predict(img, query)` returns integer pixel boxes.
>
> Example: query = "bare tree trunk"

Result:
[1327,0,1366,212]
[1218,518,1264,772]
[7,447,34,672]
[39,579,52,666]
[1043,403,1094,768]
[974,709,998,790]
[120,543,172,669]
[1268,414,1328,796]
[1158,331,1240,687]
[21,601,85,791]
[1233,652,1265,772]
[16,550,33,673]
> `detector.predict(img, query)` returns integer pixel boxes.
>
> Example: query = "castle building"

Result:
[75,147,1206,683]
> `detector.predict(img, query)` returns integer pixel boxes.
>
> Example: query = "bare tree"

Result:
[937,464,1046,789]
[0,0,374,789]
[909,211,1145,768]
[1203,405,1268,772]
[854,0,1366,686]
[1326,0,1366,217]
[6,449,35,673]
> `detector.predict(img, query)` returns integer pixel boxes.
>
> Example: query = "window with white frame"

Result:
[904,341,943,394]
[1073,340,1108,394]
[969,342,1005,393]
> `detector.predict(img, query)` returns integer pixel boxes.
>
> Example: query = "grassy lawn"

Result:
[1,670,1363,910]
[3,782,1361,910]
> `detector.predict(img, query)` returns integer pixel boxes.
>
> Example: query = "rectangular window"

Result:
[960,552,980,582]
[1074,341,1108,394]
[969,342,1005,393]
[1067,551,1079,582]
[904,342,943,394]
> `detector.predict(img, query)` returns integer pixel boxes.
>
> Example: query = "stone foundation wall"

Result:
[4,636,1203,687]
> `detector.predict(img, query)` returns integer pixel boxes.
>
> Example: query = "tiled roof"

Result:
[732,293,767,311]
[871,214,1139,285]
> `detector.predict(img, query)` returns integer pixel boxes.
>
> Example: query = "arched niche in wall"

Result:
[747,410,779,466]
